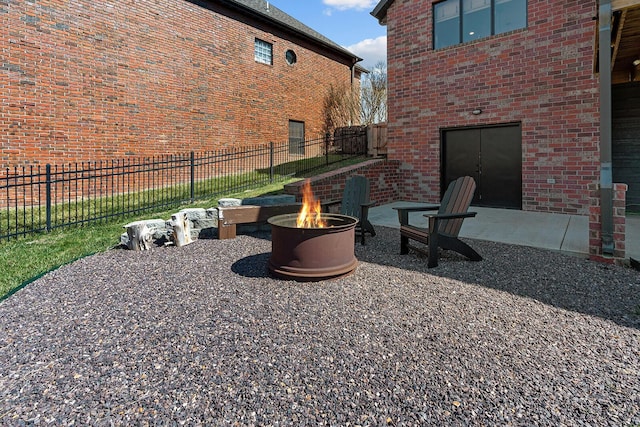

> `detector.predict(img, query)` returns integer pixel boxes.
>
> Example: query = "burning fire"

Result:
[297,180,327,228]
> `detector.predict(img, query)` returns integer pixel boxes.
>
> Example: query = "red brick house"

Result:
[1,0,363,168]
[372,0,640,258]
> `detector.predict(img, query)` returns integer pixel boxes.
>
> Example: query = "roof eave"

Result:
[371,0,394,25]
[226,0,363,64]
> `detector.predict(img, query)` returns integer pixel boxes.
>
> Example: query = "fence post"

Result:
[190,151,195,202]
[269,142,274,183]
[45,164,52,232]
[325,133,330,166]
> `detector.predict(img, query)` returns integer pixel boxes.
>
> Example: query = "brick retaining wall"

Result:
[283,159,401,205]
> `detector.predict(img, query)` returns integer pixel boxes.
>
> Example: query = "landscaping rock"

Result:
[2,227,639,425]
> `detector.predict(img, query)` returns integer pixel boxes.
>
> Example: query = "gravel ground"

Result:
[1,226,639,426]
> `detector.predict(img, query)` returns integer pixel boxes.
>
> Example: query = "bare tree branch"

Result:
[360,61,387,125]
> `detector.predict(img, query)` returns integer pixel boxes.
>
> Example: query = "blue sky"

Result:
[269,0,387,69]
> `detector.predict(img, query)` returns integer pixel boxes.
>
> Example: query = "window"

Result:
[254,38,273,65]
[495,0,527,33]
[289,121,305,155]
[285,49,297,65]
[434,0,526,49]
[463,0,491,43]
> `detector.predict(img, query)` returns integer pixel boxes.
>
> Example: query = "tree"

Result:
[321,81,359,135]
[360,61,387,125]
[321,61,387,135]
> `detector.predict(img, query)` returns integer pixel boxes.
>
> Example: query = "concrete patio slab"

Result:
[369,202,639,261]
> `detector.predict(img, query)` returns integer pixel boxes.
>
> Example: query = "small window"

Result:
[289,120,305,155]
[434,0,527,49]
[285,49,297,65]
[254,38,273,65]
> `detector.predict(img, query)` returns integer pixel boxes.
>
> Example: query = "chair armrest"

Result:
[424,211,477,235]
[392,205,440,213]
[393,204,440,225]
[360,202,374,218]
[322,199,341,213]
[423,211,477,220]
[322,199,341,207]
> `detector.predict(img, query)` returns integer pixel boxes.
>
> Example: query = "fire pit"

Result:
[267,180,358,281]
[267,213,358,281]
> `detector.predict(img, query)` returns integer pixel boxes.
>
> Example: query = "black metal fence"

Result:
[1,132,367,242]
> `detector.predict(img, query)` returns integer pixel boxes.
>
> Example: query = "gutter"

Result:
[225,0,363,64]
[598,0,614,255]
[371,0,394,24]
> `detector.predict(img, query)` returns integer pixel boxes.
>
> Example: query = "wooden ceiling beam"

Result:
[611,10,626,70]
[612,0,640,11]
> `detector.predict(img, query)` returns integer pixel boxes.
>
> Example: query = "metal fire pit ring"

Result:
[267,213,358,281]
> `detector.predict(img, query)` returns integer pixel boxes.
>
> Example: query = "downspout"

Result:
[350,63,355,88]
[598,0,614,255]
[350,58,362,125]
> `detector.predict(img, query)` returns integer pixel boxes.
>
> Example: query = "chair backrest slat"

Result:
[438,176,476,236]
[341,175,370,219]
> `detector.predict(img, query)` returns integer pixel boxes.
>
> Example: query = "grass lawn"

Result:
[0,157,369,301]
[0,182,290,301]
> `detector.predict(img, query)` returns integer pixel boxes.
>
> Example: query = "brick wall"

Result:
[384,0,600,215]
[1,0,358,168]
[284,159,401,205]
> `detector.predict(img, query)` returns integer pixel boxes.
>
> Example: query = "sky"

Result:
[268,0,387,70]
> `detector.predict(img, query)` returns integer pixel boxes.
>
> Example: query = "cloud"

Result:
[346,35,387,69]
[322,0,377,11]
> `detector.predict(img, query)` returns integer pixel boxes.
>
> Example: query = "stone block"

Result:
[206,208,218,219]
[241,195,295,206]
[192,218,217,231]
[121,219,169,248]
[180,208,207,220]
[218,198,242,207]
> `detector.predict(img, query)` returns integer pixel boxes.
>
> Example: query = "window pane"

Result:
[434,0,460,49]
[463,0,491,42]
[254,39,272,65]
[289,121,305,155]
[495,0,527,34]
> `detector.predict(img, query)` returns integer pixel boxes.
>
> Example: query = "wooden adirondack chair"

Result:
[324,175,376,244]
[393,176,482,268]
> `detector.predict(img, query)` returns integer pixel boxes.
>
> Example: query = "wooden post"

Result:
[125,222,153,251]
[171,212,193,247]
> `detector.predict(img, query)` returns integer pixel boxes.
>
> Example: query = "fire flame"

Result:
[297,180,326,228]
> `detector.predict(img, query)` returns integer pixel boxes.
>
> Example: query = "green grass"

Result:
[1,153,359,237]
[0,183,291,301]
[0,156,369,301]
[0,224,123,301]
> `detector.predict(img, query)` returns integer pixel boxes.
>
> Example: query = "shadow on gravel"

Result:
[231,252,271,278]
[355,226,640,330]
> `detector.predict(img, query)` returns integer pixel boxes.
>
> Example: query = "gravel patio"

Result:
[1,226,639,426]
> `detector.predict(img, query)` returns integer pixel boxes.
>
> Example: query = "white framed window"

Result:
[254,38,273,65]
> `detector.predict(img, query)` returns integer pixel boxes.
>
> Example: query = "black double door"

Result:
[443,124,522,209]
